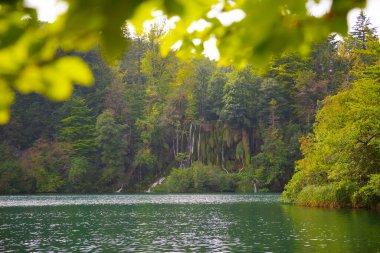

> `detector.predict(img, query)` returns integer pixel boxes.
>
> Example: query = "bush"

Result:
[0,160,23,194]
[155,162,238,193]
[295,184,341,208]
[0,143,35,194]
[282,170,307,202]
[236,173,254,192]
[353,174,380,209]
[162,167,193,192]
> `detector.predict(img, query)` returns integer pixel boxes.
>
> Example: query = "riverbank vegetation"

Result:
[0,1,379,208]
[283,14,380,209]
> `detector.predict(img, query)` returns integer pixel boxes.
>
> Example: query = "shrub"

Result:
[0,160,23,194]
[282,170,307,202]
[353,174,380,209]
[156,162,238,193]
[296,184,341,208]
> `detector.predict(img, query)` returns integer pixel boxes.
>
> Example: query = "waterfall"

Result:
[146,177,165,192]
[189,123,193,164]
[192,124,195,155]
[190,124,196,164]
[115,185,123,193]
[197,125,201,161]
[181,130,184,153]
[176,128,179,156]
[189,123,192,144]
[172,137,176,157]
[253,182,257,193]
[221,142,228,173]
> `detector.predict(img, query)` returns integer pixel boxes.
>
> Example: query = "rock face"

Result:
[146,177,165,192]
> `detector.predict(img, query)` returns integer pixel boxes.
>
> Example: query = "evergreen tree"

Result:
[350,11,378,49]
[96,111,127,187]
[58,97,96,157]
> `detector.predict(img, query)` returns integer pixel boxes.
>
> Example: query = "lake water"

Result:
[0,194,379,252]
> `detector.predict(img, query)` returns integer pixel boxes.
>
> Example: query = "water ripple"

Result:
[0,194,379,252]
[0,194,279,207]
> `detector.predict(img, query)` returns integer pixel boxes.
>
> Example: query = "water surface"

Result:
[0,194,379,252]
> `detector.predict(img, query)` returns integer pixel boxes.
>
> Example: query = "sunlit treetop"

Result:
[0,0,367,124]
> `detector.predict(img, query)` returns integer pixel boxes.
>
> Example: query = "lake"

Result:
[0,194,379,252]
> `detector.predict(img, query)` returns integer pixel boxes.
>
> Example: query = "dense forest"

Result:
[0,12,379,208]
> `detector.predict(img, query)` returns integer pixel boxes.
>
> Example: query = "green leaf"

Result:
[55,56,94,86]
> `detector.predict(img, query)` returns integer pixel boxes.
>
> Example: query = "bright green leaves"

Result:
[0,4,33,123]
[283,72,380,207]
[14,56,93,101]
[0,2,96,124]
[55,57,93,86]
[0,80,14,124]
[43,57,93,101]
[158,0,366,68]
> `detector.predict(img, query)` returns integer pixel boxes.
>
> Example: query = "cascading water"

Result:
[146,177,165,192]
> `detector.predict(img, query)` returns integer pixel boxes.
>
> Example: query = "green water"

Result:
[0,194,379,252]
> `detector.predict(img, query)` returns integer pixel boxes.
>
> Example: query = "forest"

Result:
[0,7,379,208]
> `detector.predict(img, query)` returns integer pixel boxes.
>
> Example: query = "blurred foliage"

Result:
[0,0,367,124]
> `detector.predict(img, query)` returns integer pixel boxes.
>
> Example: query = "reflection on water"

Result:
[0,194,379,252]
[0,194,278,207]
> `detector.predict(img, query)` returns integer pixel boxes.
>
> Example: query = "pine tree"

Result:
[96,111,127,187]
[58,97,97,157]
[350,11,378,49]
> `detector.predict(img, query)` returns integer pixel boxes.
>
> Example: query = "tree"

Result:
[251,128,300,192]
[20,139,72,193]
[58,97,97,157]
[221,67,261,128]
[283,69,380,208]
[96,111,127,187]
[205,70,228,120]
[191,59,215,119]
[104,73,129,122]
[310,34,345,94]
[68,156,92,191]
[350,11,378,49]
[0,0,368,124]
[294,70,329,129]
[0,143,25,193]
[0,94,61,150]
